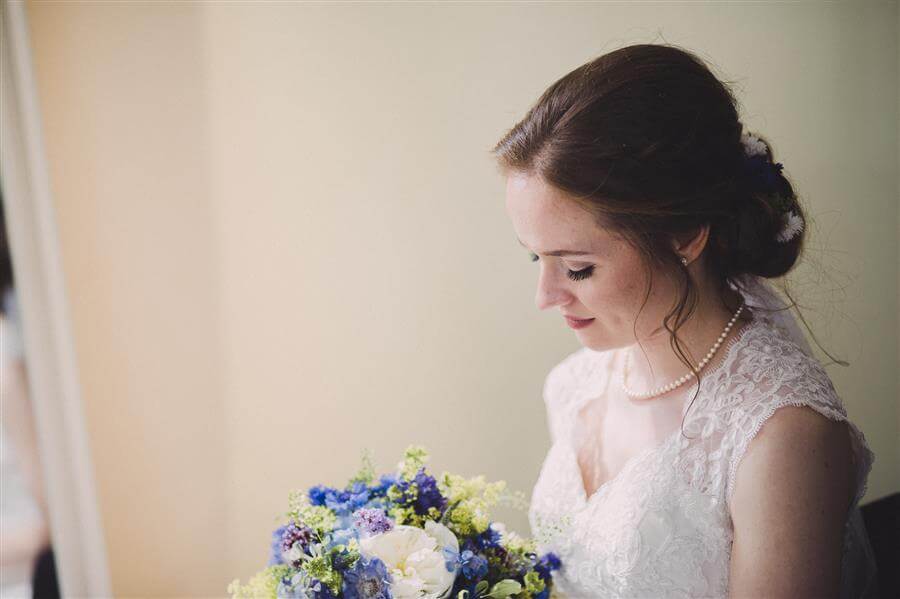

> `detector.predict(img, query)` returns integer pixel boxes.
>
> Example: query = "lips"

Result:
[564,315,595,328]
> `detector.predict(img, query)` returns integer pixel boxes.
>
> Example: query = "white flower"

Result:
[776,209,804,243]
[359,519,459,599]
[741,132,768,157]
[285,544,304,564]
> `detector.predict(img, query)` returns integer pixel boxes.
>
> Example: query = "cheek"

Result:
[620,267,677,333]
[588,246,650,310]
[587,266,656,325]
[611,263,643,299]
[580,269,638,313]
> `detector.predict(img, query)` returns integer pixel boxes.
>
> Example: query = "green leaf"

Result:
[483,579,523,598]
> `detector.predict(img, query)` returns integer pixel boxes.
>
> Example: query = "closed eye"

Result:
[529,253,595,281]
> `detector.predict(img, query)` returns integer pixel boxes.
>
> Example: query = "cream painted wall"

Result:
[24,2,899,596]
[23,2,226,595]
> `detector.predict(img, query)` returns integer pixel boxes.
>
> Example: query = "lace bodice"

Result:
[528,305,879,598]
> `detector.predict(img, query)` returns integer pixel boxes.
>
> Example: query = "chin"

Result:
[578,333,627,354]
[579,336,612,353]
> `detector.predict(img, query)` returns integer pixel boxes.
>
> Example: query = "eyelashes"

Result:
[568,266,595,281]
[529,253,595,281]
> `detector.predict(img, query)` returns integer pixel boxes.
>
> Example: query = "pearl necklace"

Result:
[621,299,746,400]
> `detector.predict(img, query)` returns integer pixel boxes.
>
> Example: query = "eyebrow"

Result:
[517,237,593,257]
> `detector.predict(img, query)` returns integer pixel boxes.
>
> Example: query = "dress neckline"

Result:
[562,313,762,505]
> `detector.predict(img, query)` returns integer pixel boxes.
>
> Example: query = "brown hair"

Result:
[491,43,845,434]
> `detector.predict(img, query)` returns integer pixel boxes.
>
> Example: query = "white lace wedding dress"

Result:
[528,275,880,598]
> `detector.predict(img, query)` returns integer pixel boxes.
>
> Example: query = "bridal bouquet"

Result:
[228,446,561,599]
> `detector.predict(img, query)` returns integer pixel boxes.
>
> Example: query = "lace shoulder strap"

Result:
[542,346,615,444]
[716,318,876,509]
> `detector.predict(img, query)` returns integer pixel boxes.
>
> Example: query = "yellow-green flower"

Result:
[287,490,337,536]
[227,565,290,599]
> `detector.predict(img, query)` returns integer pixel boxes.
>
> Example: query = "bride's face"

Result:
[504,172,679,352]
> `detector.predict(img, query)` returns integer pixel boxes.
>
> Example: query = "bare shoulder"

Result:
[731,404,854,513]
[728,404,854,597]
[747,403,852,447]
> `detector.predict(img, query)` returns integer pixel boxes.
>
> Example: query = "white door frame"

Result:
[0,1,112,595]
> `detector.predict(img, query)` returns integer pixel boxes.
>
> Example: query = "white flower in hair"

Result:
[741,132,768,157]
[776,209,804,243]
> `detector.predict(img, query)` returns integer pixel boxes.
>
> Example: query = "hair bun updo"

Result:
[713,129,806,280]
[492,42,807,287]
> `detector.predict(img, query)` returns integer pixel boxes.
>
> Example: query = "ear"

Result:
[671,224,711,264]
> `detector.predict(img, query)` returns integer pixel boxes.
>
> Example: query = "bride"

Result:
[493,44,878,598]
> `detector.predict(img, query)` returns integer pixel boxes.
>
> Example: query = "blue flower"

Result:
[325,525,357,551]
[342,556,393,599]
[309,578,340,599]
[535,552,562,581]
[365,496,389,512]
[741,154,784,192]
[459,550,488,580]
[320,484,372,517]
[541,552,561,570]
[269,525,287,565]
[393,468,448,516]
[412,468,447,515]
[442,546,459,573]
[276,570,315,599]
[368,474,397,497]
[308,485,334,507]
[276,576,311,599]
[470,525,502,551]
[347,482,371,510]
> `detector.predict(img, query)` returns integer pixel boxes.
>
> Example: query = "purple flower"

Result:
[352,507,394,536]
[280,522,315,566]
[342,556,393,599]
[394,468,448,516]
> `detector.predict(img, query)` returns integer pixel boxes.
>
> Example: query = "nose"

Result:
[535,264,570,311]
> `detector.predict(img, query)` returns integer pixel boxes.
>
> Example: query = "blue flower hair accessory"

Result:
[740,131,804,244]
